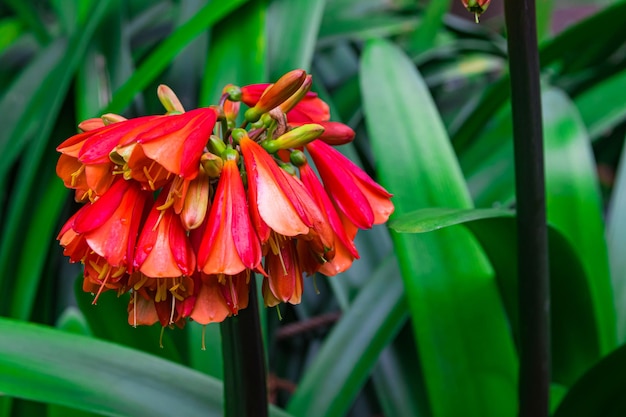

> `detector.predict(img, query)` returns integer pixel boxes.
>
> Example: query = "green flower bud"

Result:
[262,124,324,153]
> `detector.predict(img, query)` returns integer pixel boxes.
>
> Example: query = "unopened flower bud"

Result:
[181,165,210,230]
[277,160,297,176]
[245,69,307,122]
[101,113,127,125]
[222,147,240,162]
[78,118,106,132]
[223,100,240,121]
[201,152,224,178]
[230,128,248,144]
[209,135,227,156]
[157,84,185,113]
[462,0,490,22]
[290,150,308,167]
[262,124,324,153]
[223,84,242,101]
[279,75,312,114]
[316,122,355,145]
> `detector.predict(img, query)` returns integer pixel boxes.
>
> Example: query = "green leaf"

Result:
[390,207,514,233]
[575,68,626,140]
[553,343,626,417]
[541,89,615,356]
[451,1,626,151]
[318,14,418,47]
[3,0,50,44]
[0,317,293,417]
[0,0,112,320]
[55,307,92,336]
[407,0,451,54]
[361,38,517,416]
[267,0,326,78]
[465,216,608,386]
[0,317,222,417]
[199,0,267,106]
[0,17,24,54]
[461,87,615,382]
[74,278,183,363]
[287,256,407,417]
[103,0,247,114]
[606,131,626,342]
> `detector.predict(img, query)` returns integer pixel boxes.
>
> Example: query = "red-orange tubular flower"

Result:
[190,272,249,325]
[134,187,196,278]
[197,157,262,275]
[263,237,303,306]
[306,140,394,229]
[239,134,333,255]
[72,178,149,269]
[298,163,359,276]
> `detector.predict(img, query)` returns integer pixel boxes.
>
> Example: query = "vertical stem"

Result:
[503,0,550,416]
[221,274,268,417]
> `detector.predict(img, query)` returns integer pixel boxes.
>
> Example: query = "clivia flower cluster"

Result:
[56,69,394,330]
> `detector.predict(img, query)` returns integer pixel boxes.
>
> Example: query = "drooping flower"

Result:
[133,187,196,279]
[72,178,149,269]
[197,155,262,275]
[263,236,303,306]
[239,133,334,257]
[306,140,394,229]
[298,162,359,276]
[112,107,218,188]
[190,272,249,324]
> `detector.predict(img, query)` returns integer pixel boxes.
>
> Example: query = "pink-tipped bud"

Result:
[262,124,324,153]
[279,75,312,114]
[181,165,210,230]
[462,0,491,22]
[157,84,185,113]
[245,69,307,122]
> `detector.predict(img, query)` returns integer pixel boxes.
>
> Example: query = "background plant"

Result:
[2,0,626,416]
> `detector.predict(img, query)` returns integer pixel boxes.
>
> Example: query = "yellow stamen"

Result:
[134,274,150,291]
[70,165,85,187]
[201,325,207,351]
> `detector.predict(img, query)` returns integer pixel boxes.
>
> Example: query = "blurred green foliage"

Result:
[1,0,626,416]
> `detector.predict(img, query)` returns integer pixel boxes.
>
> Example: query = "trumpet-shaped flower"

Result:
[134,188,196,278]
[190,272,249,324]
[263,236,303,306]
[239,135,334,256]
[298,163,359,275]
[197,158,262,275]
[306,140,394,229]
[72,178,149,268]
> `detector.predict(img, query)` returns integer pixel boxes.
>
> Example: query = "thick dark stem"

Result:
[221,274,268,417]
[503,1,551,416]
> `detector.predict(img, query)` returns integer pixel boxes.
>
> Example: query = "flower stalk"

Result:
[221,275,268,417]
[503,0,550,415]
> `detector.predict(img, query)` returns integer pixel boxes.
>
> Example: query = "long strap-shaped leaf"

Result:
[0,318,293,417]
[361,38,518,417]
